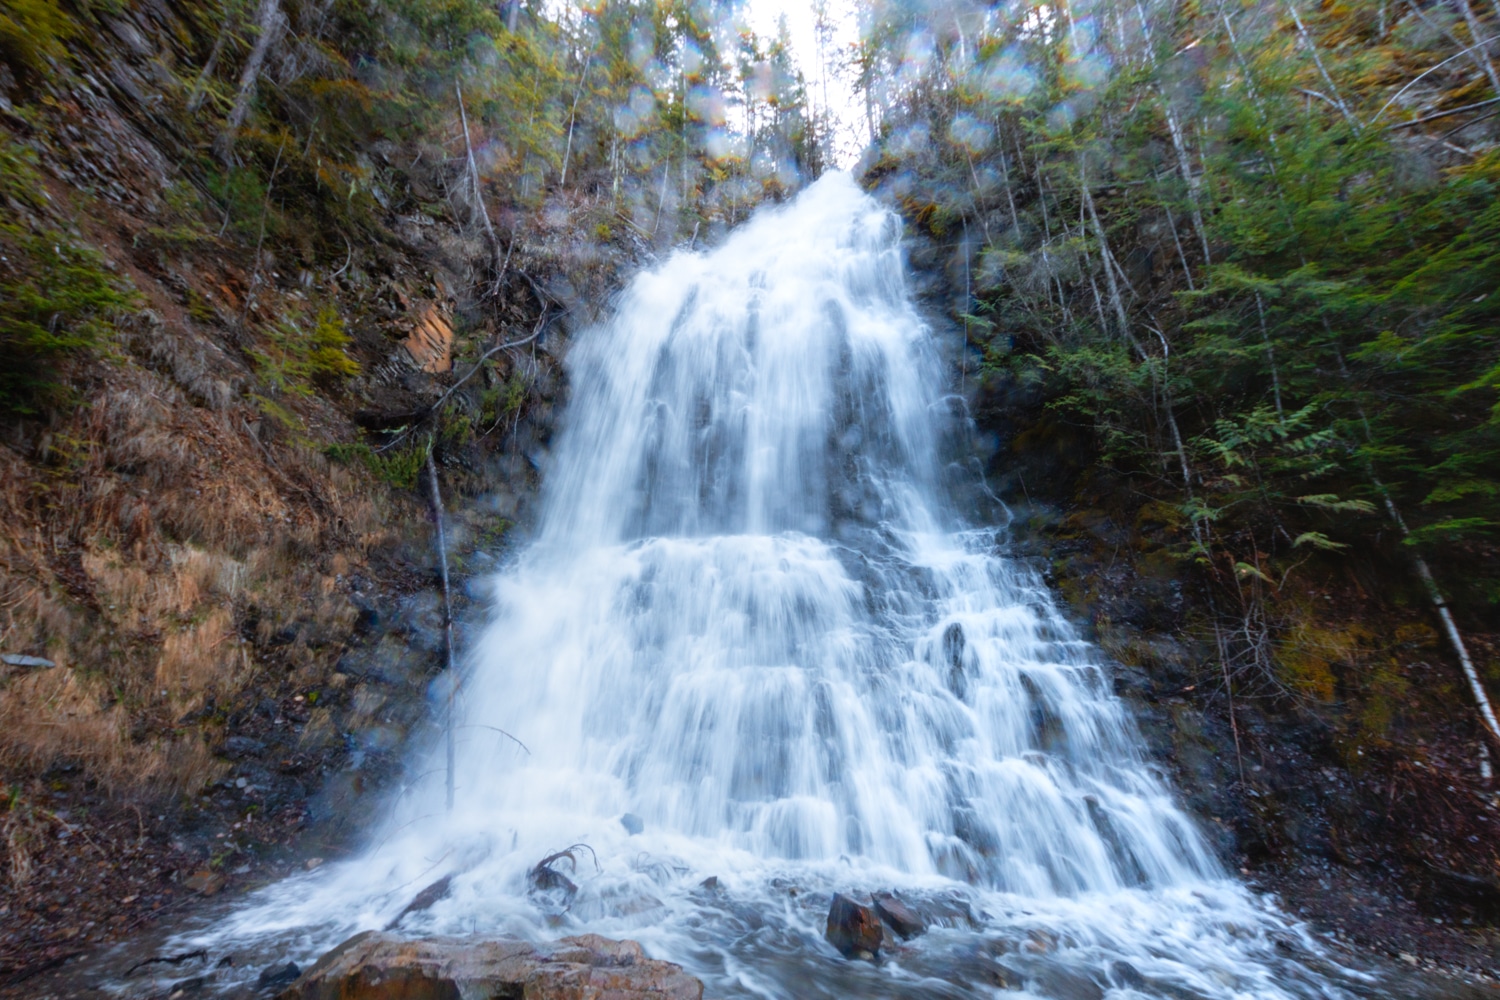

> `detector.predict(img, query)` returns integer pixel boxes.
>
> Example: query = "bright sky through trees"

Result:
[744,0,867,164]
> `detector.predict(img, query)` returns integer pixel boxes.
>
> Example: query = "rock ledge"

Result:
[277,931,703,1000]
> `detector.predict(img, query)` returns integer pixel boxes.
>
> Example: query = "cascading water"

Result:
[188,173,1385,998]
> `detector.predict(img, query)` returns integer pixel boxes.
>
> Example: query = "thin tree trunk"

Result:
[456,82,505,292]
[1286,0,1359,126]
[1079,159,1131,337]
[1371,466,1500,749]
[996,142,1021,232]
[1078,198,1114,337]
[1452,0,1500,94]
[214,0,284,166]
[1333,347,1500,754]
[1162,199,1196,290]
[1161,97,1212,262]
[559,55,592,189]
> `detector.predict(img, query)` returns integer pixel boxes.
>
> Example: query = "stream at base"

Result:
[117,173,1439,998]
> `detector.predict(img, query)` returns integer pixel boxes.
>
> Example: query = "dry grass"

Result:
[154,606,241,707]
[3,797,48,887]
[0,668,134,790]
[0,336,406,804]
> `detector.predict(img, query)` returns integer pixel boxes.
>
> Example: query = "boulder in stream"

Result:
[276,931,702,1000]
[872,891,926,940]
[824,893,884,960]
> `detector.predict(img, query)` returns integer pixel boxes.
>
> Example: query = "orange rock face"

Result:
[402,305,454,373]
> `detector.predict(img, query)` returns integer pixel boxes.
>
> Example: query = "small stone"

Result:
[825,893,883,960]
[304,858,324,871]
[1109,960,1146,989]
[1021,928,1056,954]
[620,813,644,835]
[183,870,225,896]
[1,654,54,668]
[698,876,719,891]
[223,736,266,758]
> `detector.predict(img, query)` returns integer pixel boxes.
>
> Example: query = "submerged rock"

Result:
[384,874,453,930]
[825,893,884,960]
[872,891,926,940]
[620,812,644,835]
[277,932,702,1000]
[256,962,301,990]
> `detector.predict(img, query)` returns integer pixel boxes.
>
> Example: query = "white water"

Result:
[190,174,1378,998]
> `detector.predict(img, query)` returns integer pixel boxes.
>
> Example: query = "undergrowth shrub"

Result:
[0,130,134,416]
[326,439,427,488]
[250,303,360,392]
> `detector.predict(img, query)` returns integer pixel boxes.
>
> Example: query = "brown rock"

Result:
[872,891,926,940]
[182,870,226,896]
[278,931,703,1000]
[825,893,883,960]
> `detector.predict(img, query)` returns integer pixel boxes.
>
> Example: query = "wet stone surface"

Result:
[275,932,702,1000]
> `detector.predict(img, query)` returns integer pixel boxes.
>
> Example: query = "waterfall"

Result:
[200,174,1374,999]
[459,171,1212,891]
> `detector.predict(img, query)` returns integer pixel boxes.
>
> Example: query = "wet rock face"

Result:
[825,893,884,959]
[277,931,703,1000]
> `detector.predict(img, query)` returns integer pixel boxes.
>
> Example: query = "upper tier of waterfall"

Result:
[450,172,1216,896]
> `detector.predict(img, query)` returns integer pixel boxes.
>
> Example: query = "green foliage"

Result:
[0,0,78,76]
[326,439,427,489]
[250,304,359,392]
[865,0,1500,723]
[0,130,134,415]
[206,166,271,239]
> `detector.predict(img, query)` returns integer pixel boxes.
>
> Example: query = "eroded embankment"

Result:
[0,7,662,983]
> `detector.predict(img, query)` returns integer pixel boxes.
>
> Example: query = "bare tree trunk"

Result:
[1406,0,1500,98]
[1371,467,1500,749]
[456,83,505,293]
[559,55,592,189]
[1452,0,1500,94]
[1161,97,1212,262]
[214,0,285,166]
[1079,159,1131,337]
[1286,1,1360,126]
[1332,346,1500,756]
[1162,199,1196,290]
[1255,293,1285,422]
